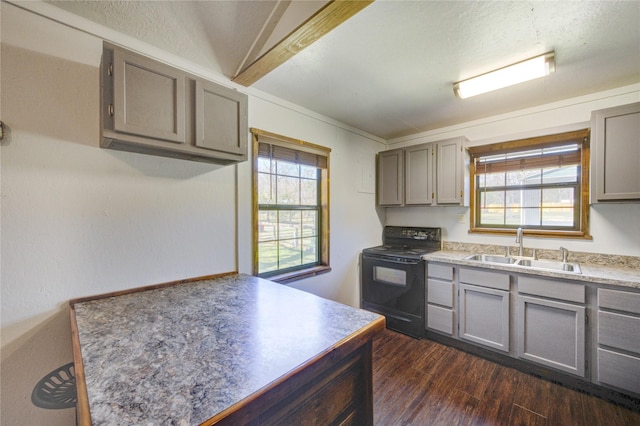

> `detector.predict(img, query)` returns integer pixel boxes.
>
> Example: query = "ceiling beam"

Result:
[232,0,374,87]
[233,0,292,78]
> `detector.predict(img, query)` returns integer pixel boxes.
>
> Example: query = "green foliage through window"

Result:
[257,158,321,275]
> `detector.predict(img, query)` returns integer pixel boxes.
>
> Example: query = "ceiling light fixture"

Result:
[453,52,556,99]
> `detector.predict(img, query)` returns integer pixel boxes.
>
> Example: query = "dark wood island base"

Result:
[209,329,377,425]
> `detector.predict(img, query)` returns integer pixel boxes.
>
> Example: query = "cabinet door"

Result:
[592,102,640,201]
[377,149,404,206]
[195,80,248,157]
[436,138,462,204]
[405,144,433,205]
[517,295,585,377]
[459,283,510,352]
[113,48,186,143]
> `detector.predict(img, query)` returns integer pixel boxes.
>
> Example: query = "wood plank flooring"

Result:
[372,329,640,425]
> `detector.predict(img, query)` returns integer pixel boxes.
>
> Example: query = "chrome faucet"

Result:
[560,246,569,263]
[515,227,524,256]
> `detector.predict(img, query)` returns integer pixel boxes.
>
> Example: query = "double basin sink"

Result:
[463,253,581,274]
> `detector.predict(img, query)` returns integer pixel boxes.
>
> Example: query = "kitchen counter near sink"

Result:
[424,250,640,289]
[70,273,385,425]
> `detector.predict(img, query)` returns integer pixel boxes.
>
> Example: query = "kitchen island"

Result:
[70,273,385,425]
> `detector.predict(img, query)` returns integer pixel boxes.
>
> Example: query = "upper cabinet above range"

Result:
[377,137,469,207]
[101,43,248,164]
[591,102,640,203]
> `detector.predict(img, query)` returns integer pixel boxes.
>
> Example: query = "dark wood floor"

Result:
[372,329,640,425]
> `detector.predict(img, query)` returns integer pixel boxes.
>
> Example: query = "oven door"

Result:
[361,253,425,337]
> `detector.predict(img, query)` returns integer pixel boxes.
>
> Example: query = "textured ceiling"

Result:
[47,0,640,140]
[48,0,282,77]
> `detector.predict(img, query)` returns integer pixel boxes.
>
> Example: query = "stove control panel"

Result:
[382,226,442,250]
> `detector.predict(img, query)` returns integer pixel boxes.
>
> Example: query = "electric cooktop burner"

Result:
[362,226,442,260]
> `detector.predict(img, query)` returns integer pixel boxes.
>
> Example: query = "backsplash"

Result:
[443,241,640,270]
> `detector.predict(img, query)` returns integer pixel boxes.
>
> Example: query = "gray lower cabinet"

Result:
[458,268,510,352]
[426,263,455,336]
[101,42,248,164]
[596,288,640,395]
[517,295,586,376]
[591,102,640,202]
[427,261,639,402]
[516,276,586,377]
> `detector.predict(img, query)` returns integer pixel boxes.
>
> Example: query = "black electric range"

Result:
[361,226,441,337]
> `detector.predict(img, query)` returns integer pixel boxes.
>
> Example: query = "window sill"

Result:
[264,265,332,284]
[469,227,593,240]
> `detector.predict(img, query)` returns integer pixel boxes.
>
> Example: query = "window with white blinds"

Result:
[469,129,591,237]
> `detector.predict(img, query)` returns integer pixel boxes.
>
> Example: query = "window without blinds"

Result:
[469,129,590,236]
[252,129,331,280]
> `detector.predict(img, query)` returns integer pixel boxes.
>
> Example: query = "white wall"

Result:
[0,3,384,424]
[238,95,385,303]
[385,85,640,257]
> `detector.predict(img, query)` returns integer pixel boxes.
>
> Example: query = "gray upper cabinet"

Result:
[405,144,433,205]
[591,102,640,202]
[195,79,248,157]
[377,149,404,206]
[377,144,431,206]
[112,47,186,144]
[377,137,468,207]
[436,137,467,205]
[101,43,248,164]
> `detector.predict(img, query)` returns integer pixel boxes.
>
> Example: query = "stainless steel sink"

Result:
[516,259,582,274]
[463,253,581,274]
[463,254,518,264]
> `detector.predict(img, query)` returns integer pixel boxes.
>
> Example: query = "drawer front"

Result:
[598,310,640,354]
[597,348,640,395]
[427,305,454,335]
[427,279,454,307]
[518,276,585,303]
[459,267,510,291]
[599,288,640,315]
[427,263,453,281]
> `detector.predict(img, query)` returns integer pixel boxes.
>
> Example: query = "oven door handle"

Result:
[362,254,422,265]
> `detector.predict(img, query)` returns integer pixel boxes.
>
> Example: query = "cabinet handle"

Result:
[108,104,114,116]
[107,63,113,76]
[460,190,463,197]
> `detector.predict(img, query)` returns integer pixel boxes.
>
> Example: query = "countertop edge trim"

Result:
[68,271,238,307]
[70,304,91,426]
[424,253,640,288]
[201,316,386,425]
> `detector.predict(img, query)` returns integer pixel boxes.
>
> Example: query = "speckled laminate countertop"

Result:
[424,251,640,289]
[71,273,384,425]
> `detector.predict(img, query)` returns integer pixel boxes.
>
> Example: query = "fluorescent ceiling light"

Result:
[454,52,555,99]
